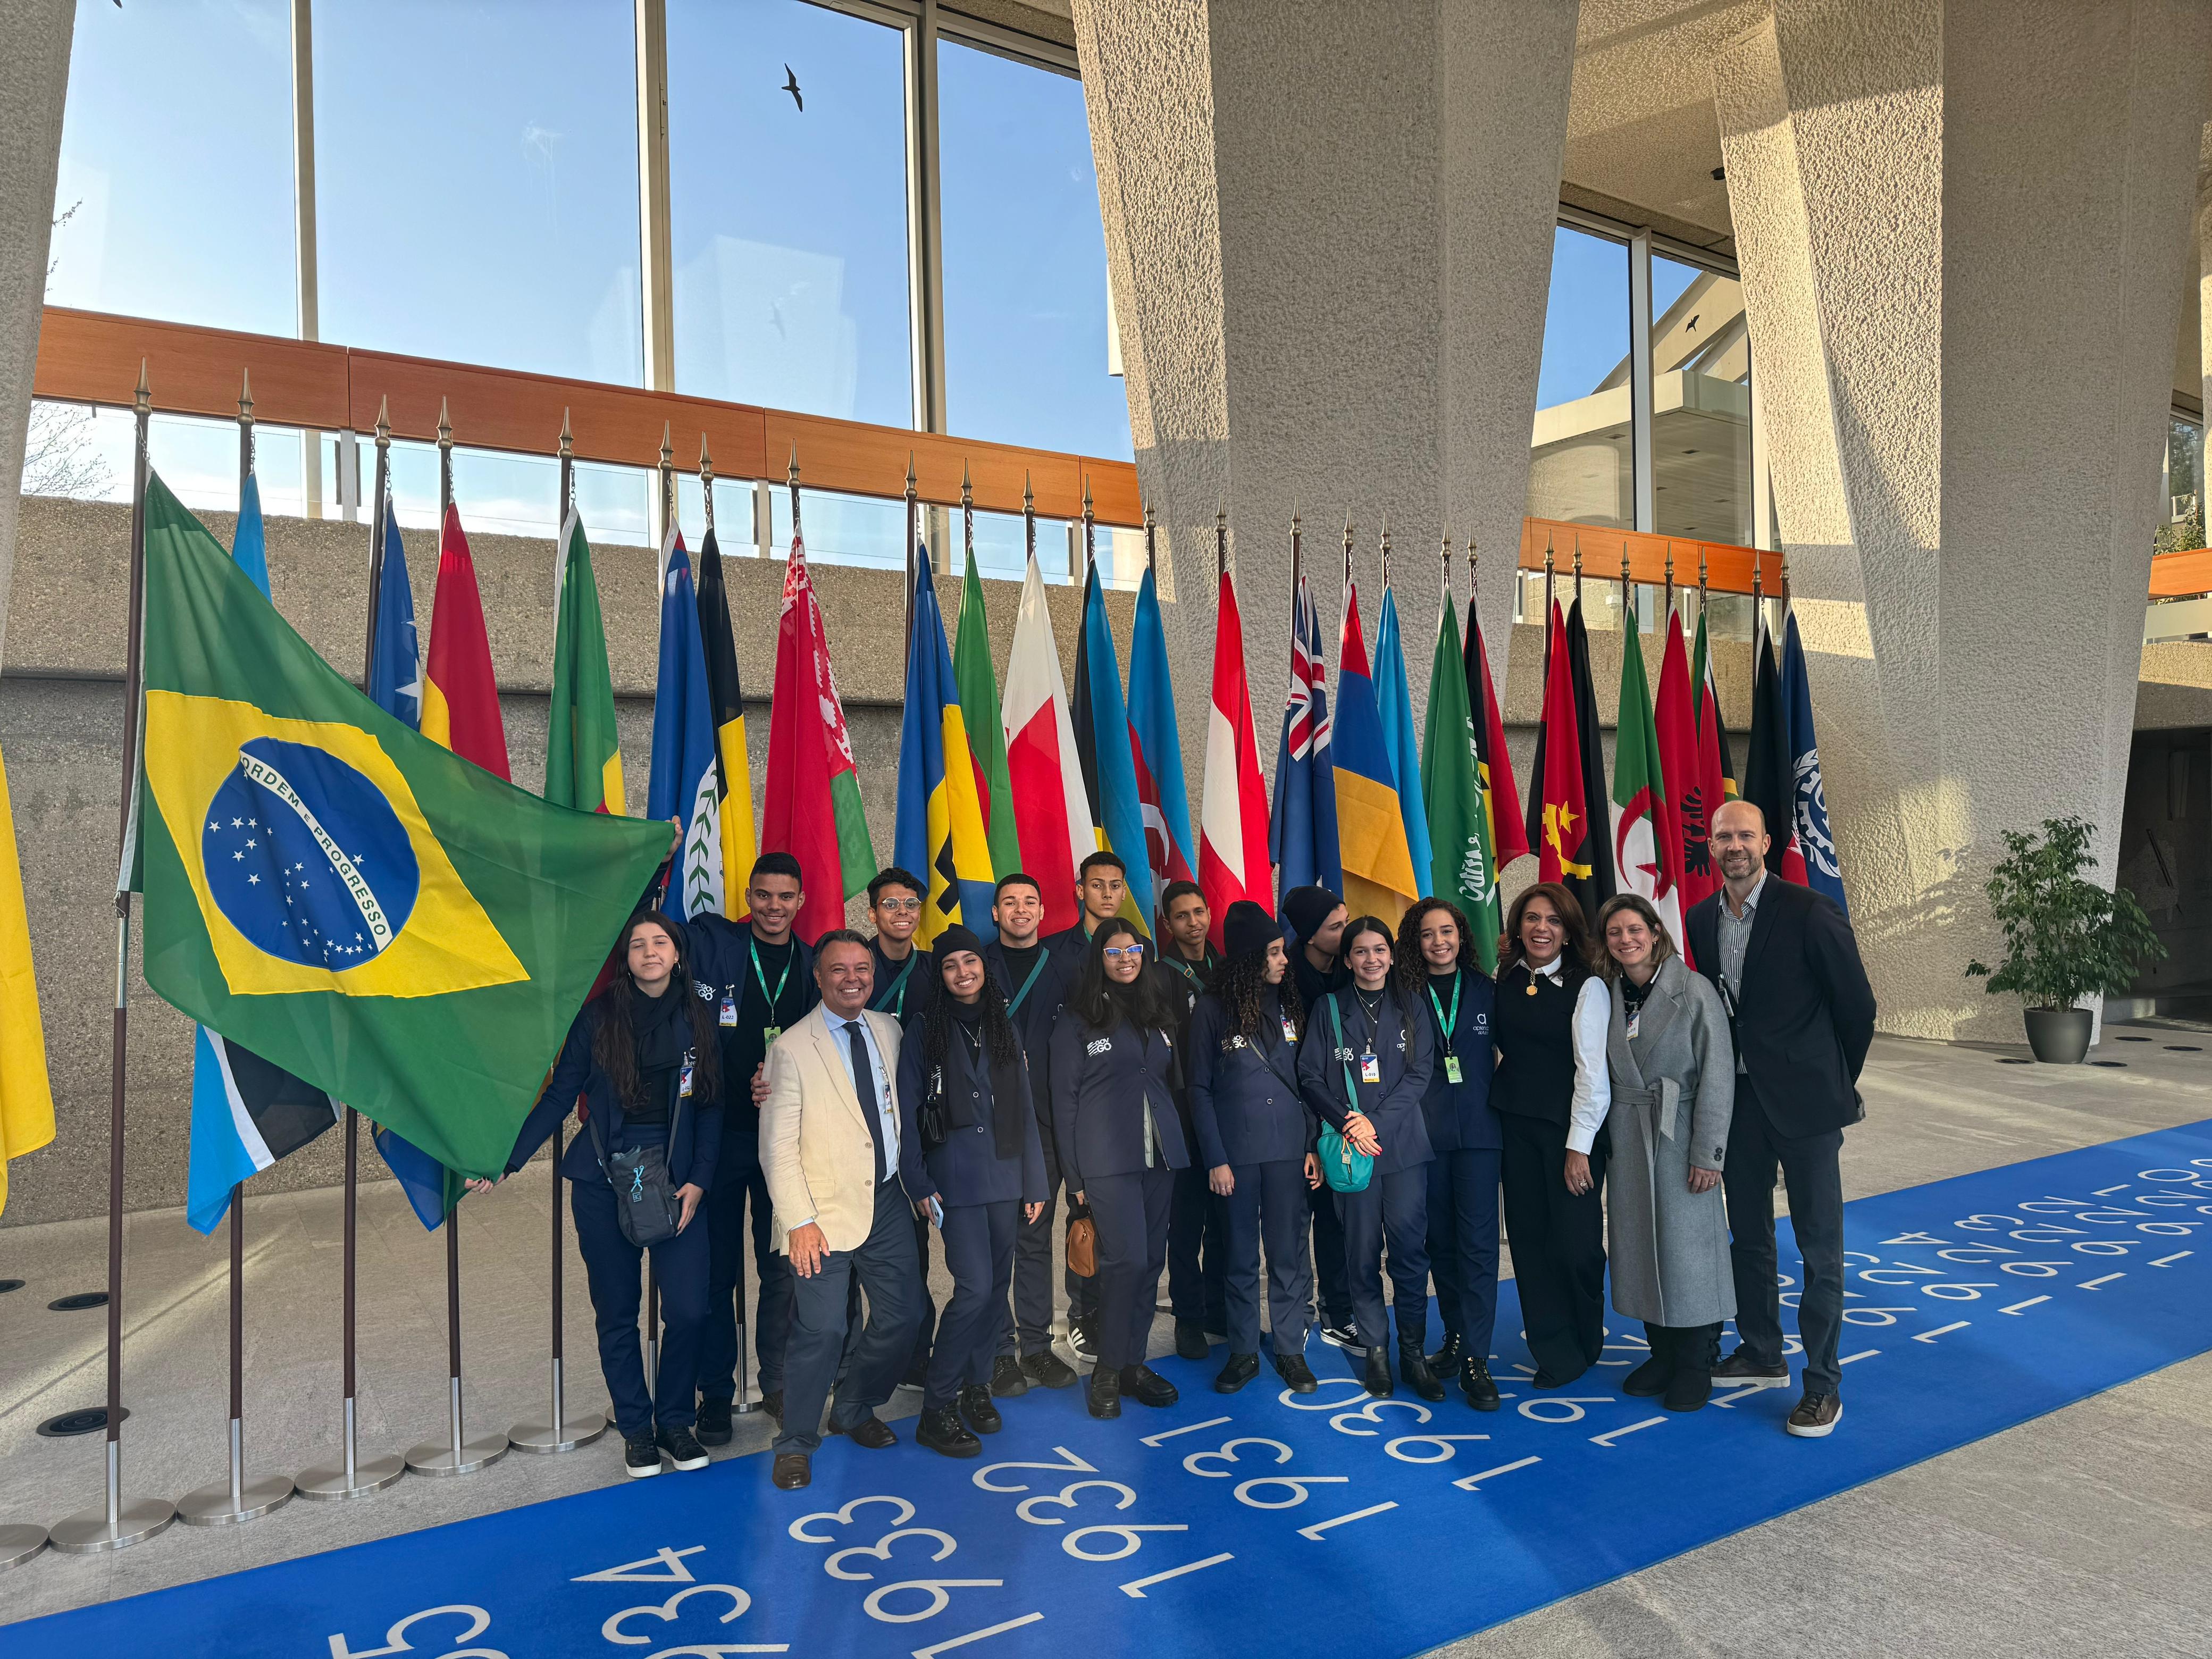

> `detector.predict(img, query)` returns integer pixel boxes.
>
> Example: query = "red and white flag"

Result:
[1198,568,1273,943]
[1001,554,1092,936]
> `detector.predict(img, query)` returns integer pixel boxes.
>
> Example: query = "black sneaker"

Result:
[624,1432,663,1479]
[1319,1321,1360,1351]
[1460,1358,1501,1411]
[1272,1351,1319,1393]
[1121,1364,1179,1408]
[1214,1352,1260,1394]
[1713,1348,1790,1387]
[695,1396,734,1446]
[1021,1350,1079,1389]
[1426,1331,1464,1373]
[958,1385,1003,1435]
[915,1404,982,1459]
[1175,1319,1210,1360]
[656,1425,709,1471]
[1785,1392,1842,1438]
[990,1354,1031,1398]
[1068,1319,1100,1363]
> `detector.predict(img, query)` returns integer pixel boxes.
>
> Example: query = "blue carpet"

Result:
[15,1122,2212,1658]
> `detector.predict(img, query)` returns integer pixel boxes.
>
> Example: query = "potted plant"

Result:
[1966,816,2165,1062]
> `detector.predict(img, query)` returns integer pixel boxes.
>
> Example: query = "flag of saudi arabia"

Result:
[1421,586,1498,970]
[130,475,671,1178]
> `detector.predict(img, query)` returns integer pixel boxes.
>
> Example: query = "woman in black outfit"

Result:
[1490,882,1612,1388]
[1051,917,1191,1420]
[896,926,1048,1459]
[492,910,724,1479]
[1296,916,1436,1401]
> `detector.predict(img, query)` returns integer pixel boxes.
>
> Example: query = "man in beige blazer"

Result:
[759,929,923,1490]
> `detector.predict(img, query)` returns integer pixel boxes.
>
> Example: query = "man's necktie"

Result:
[844,1019,888,1183]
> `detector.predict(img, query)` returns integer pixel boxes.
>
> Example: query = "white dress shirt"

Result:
[1531,956,1613,1154]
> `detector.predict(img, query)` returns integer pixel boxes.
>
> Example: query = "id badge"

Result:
[678,1062,696,1099]
[1281,1016,1298,1044]
[1359,1052,1382,1085]
[763,1025,782,1045]
[719,993,738,1028]
[1444,1054,1463,1085]
[1626,1010,1641,1041]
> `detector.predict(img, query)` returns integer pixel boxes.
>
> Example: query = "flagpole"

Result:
[559,409,575,521]
[904,451,918,653]
[179,375,294,1528]
[297,401,404,1503]
[438,398,454,521]
[1340,510,1353,597]
[701,435,716,534]
[1083,475,1096,581]
[1022,470,1034,568]
[1379,513,1391,593]
[51,362,176,1554]
[1212,501,1224,583]
[658,422,675,554]
[963,462,975,569]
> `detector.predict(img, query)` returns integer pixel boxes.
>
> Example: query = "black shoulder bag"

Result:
[586,1053,690,1247]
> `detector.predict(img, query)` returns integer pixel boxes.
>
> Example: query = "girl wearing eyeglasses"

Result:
[1051,917,1191,1421]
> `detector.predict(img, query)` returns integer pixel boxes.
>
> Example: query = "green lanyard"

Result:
[877,951,918,1018]
[1426,971,1461,1043]
[750,936,793,1020]
[1006,951,1051,1015]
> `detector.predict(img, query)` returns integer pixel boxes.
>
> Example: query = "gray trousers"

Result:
[777,1178,923,1454]
[1722,1077,1846,1396]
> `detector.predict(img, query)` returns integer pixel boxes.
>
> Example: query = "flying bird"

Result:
[782,65,803,112]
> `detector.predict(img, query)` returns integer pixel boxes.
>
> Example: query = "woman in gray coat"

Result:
[1595,894,1736,1412]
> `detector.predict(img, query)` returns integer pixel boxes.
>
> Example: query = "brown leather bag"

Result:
[1065,1207,1097,1277]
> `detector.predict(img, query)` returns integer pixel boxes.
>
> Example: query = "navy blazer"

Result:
[1187,985,1311,1170]
[984,939,1070,1143]
[1297,987,1435,1176]
[686,914,818,1136]
[1049,1012,1190,1191]
[506,999,724,1192]
[894,1022,1049,1208]
[1413,968,1502,1154]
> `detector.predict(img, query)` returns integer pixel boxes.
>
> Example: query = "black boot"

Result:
[1664,1324,1718,1413]
[1623,1326,1675,1397]
[1460,1356,1501,1411]
[1398,1345,1447,1403]
[1214,1352,1261,1394]
[1425,1331,1463,1373]
[958,1385,1003,1435]
[1087,1359,1122,1420]
[1362,1345,1394,1398]
[916,1403,981,1458]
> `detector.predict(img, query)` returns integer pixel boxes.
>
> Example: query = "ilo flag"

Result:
[1655,605,1714,943]
[130,476,671,1179]
[1372,583,1434,908]
[1128,564,1198,906]
[763,523,876,943]
[893,549,998,946]
[650,530,724,920]
[1611,597,1685,952]
[1333,579,1420,924]
[1002,554,1093,936]
[1745,604,1811,886]
[1199,567,1273,944]
[1422,581,1496,969]
[1269,574,1342,903]
[1070,563,1153,932]
[696,527,757,911]
[1780,604,1846,912]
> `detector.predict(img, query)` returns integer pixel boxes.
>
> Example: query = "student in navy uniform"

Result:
[487,911,723,1479]
[1281,884,1358,1350]
[1187,900,1320,1395]
[1155,879,1229,1362]
[1051,917,1189,1420]
[684,853,816,1437]
[983,874,1084,1394]
[1492,882,1613,1388]
[864,867,938,1390]
[895,926,1049,1457]
[1298,916,1438,1400]
[1396,898,1503,1411]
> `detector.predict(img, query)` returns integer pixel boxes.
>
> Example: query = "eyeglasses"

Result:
[874,898,923,915]
[1101,945,1144,960]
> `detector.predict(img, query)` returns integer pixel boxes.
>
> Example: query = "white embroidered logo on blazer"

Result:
[1085,1037,1114,1057]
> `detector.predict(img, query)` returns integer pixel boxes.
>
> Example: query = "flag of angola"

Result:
[129,475,671,1179]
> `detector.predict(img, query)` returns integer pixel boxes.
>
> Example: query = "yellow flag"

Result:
[0,738,56,1214]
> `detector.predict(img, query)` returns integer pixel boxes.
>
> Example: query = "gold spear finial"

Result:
[134,358,150,415]
[374,395,391,447]
[238,367,254,426]
[437,397,453,450]
[558,407,573,459]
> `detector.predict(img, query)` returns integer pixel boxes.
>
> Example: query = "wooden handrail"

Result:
[2150,546,2212,600]
[1515,517,1783,596]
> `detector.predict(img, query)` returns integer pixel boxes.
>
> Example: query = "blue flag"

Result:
[1269,574,1342,903]
[650,531,726,921]
[1371,583,1433,904]
[893,548,998,946]
[1780,606,1847,914]
[1070,563,1154,929]
[1127,566,1197,902]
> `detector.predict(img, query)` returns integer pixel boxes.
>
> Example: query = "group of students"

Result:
[491,795,1877,1491]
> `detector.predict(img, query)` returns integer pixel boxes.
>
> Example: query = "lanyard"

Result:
[1426,970,1461,1044]
[749,935,793,1020]
[1006,951,1051,1015]
[1162,952,1207,991]
[877,951,918,1017]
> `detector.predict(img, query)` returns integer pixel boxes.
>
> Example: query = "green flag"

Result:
[1612,598,1686,945]
[954,544,1021,879]
[547,509,626,816]
[131,474,669,1178]
[1422,586,1498,970]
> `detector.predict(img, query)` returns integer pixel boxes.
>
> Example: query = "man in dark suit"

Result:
[1686,799,1875,1439]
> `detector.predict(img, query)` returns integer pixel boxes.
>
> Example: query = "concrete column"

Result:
[1716,0,2211,1040]
[1072,0,1578,793]
[0,0,76,673]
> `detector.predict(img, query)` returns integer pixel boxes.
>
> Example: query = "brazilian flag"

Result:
[130,475,669,1179]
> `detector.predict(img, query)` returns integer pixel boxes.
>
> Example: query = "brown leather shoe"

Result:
[771,1452,811,1489]
[830,1414,898,1450]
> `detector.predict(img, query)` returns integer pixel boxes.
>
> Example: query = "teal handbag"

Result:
[1316,996,1376,1194]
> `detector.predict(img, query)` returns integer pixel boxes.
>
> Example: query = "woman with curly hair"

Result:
[1186,901,1320,1396]
[1395,897,1502,1410]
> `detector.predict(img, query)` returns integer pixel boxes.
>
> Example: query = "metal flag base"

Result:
[0,1524,49,1570]
[295,1454,404,1502]
[177,1471,293,1527]
[404,1433,509,1478]
[49,1497,174,1555]
[508,1414,608,1454]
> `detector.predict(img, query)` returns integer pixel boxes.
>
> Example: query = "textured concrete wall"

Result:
[0,0,75,671]
[1072,0,1579,805]
[0,496,1129,1226]
[1716,0,2212,1041]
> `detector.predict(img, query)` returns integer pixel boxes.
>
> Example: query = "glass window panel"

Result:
[1653,256,1752,547]
[940,40,1131,460]
[50,0,296,334]
[1523,226,1631,621]
[667,0,912,427]
[959,507,1074,584]
[674,475,765,556]
[312,1,643,385]
[2158,415,2204,552]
